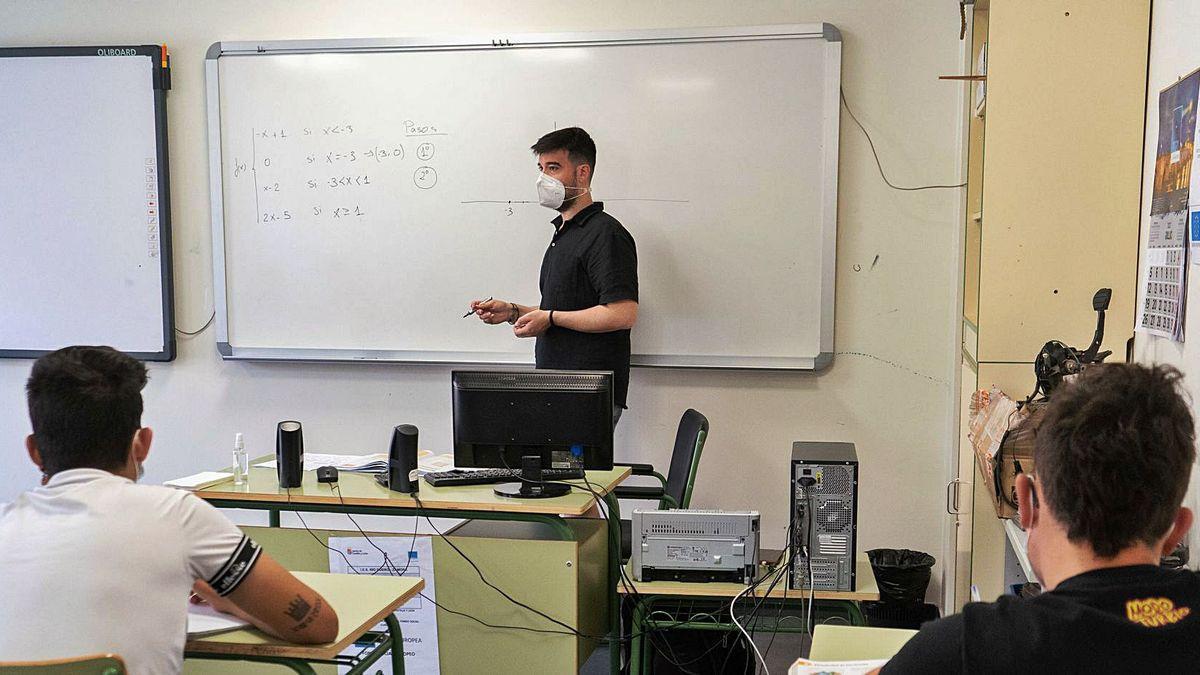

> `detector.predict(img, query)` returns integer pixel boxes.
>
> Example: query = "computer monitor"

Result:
[452,369,614,471]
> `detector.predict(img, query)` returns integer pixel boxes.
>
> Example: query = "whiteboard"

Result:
[207,25,839,369]
[0,47,174,360]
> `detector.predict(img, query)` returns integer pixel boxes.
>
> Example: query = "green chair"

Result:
[0,654,126,675]
[614,408,709,561]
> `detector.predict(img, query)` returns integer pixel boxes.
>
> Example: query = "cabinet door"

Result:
[962,4,987,331]
[951,356,977,611]
[977,0,1148,363]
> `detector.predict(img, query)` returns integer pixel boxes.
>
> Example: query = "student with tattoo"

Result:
[0,347,338,674]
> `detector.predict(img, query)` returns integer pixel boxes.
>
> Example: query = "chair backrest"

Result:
[0,654,126,675]
[663,409,709,509]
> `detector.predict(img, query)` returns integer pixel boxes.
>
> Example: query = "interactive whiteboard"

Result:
[0,46,174,360]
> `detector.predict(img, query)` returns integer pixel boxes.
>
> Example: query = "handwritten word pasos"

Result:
[403,120,442,136]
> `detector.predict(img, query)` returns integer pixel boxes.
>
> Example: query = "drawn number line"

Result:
[459,198,690,204]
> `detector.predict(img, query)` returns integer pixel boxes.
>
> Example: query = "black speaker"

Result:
[276,421,304,488]
[388,424,419,493]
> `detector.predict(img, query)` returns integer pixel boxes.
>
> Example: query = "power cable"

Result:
[840,87,967,192]
[176,311,216,336]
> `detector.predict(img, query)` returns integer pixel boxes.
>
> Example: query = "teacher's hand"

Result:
[513,309,551,338]
[471,298,511,324]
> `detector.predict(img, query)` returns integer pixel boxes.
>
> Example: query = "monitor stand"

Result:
[494,455,572,499]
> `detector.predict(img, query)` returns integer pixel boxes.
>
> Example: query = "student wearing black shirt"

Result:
[880,363,1200,674]
[470,128,638,424]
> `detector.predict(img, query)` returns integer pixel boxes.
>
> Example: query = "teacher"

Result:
[471,127,639,426]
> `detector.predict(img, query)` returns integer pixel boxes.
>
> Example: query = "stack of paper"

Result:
[164,471,233,491]
[255,452,392,473]
[968,387,1021,460]
[419,453,454,474]
[255,451,448,474]
[187,603,250,638]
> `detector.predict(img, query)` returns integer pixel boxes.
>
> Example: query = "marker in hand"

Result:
[464,297,493,318]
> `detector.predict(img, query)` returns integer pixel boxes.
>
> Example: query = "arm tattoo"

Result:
[285,595,311,622]
[286,595,325,632]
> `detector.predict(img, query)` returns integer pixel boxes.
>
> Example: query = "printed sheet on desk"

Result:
[789,658,889,675]
[254,451,453,474]
[187,603,250,638]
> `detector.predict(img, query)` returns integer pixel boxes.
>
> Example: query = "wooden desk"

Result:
[189,459,630,674]
[185,571,422,674]
[195,458,630,520]
[620,560,879,674]
[808,625,917,661]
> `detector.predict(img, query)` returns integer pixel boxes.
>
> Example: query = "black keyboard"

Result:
[424,467,584,487]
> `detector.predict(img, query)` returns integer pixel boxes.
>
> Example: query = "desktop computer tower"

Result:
[789,441,859,592]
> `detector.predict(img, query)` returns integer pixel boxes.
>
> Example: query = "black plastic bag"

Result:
[868,548,936,605]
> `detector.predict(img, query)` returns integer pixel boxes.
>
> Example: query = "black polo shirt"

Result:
[536,201,638,408]
[882,565,1200,674]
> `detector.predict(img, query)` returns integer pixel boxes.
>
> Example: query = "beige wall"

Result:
[1135,0,1200,561]
[0,1,965,601]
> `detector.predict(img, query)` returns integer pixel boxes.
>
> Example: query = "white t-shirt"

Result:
[0,468,262,674]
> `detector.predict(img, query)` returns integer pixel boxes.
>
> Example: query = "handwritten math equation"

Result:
[232,121,445,224]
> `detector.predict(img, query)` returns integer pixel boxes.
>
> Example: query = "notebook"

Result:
[187,603,250,638]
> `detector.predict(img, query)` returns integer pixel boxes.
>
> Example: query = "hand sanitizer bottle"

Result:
[233,433,248,485]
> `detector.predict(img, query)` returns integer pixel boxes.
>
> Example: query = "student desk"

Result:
[807,624,917,661]
[184,571,423,675]
[618,560,879,674]
[191,459,631,673]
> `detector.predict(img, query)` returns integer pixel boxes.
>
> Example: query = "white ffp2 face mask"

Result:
[536,172,567,210]
[536,172,589,210]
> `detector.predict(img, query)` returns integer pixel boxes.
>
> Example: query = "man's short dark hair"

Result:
[26,346,148,475]
[531,127,596,172]
[1034,363,1195,557]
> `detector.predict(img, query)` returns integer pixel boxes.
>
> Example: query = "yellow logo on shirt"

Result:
[1126,597,1192,627]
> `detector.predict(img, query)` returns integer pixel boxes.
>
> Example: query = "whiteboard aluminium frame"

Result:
[206,24,840,370]
[0,44,176,361]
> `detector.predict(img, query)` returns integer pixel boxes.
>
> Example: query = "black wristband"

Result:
[549,310,555,327]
